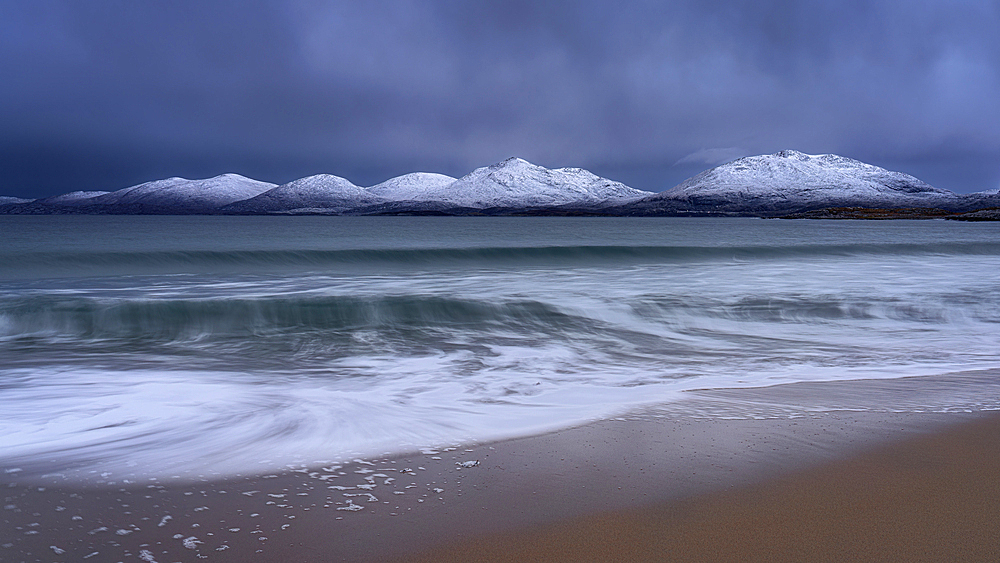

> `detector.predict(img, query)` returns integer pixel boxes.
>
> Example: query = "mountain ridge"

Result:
[2,152,997,217]
[623,150,964,216]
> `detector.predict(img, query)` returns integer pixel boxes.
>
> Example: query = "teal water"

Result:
[2,216,999,481]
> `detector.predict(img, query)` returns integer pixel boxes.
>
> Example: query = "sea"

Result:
[1,215,999,483]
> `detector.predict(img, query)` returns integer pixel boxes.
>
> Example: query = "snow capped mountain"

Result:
[89,174,276,212]
[242,159,651,213]
[0,196,34,205]
[4,152,995,217]
[406,157,653,209]
[366,173,457,200]
[631,150,959,214]
[38,191,110,205]
[223,174,385,214]
[1,160,651,215]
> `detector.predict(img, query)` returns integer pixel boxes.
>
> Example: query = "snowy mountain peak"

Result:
[367,173,457,200]
[412,158,652,208]
[486,156,534,170]
[8,151,987,216]
[773,149,812,160]
[88,174,277,211]
[223,174,383,214]
[273,174,364,195]
[641,150,956,213]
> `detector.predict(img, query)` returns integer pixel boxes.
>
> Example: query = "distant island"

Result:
[3,150,998,219]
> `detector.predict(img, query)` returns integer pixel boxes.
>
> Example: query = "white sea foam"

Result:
[1,218,999,482]
[182,536,202,549]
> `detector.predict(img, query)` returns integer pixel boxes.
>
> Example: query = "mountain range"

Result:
[2,151,997,217]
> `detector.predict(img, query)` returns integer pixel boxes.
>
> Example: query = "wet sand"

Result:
[402,411,1000,563]
[3,371,999,562]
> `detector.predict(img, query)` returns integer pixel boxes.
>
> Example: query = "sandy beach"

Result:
[4,371,999,562]
[403,409,1000,563]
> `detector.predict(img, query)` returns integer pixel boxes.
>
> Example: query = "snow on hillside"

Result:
[405,157,653,208]
[0,196,34,205]
[90,174,276,210]
[223,174,385,213]
[650,150,956,210]
[2,160,651,215]
[366,173,457,200]
[39,191,110,205]
[9,152,989,216]
[956,188,1000,211]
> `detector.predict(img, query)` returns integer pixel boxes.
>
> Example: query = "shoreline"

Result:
[403,409,1000,563]
[4,370,999,562]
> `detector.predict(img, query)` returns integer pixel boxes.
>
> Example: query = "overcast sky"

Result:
[2,0,998,198]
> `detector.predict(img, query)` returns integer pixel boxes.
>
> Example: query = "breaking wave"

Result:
[3,289,998,344]
[2,216,999,481]
[0,294,577,340]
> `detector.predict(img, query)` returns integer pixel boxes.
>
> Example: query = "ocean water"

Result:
[1,215,999,481]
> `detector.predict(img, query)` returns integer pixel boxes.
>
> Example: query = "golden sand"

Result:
[402,413,1000,563]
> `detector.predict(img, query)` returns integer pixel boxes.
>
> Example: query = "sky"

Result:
[1,0,998,199]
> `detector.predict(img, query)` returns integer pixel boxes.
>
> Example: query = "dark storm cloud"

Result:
[1,0,998,198]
